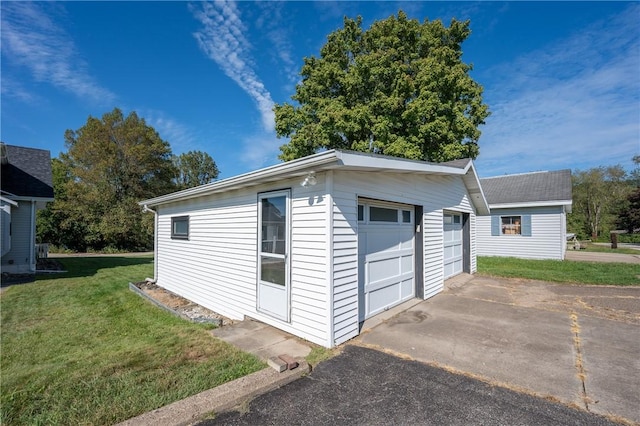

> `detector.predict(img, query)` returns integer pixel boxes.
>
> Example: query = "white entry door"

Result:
[443,213,463,279]
[257,190,290,321]
[358,201,415,321]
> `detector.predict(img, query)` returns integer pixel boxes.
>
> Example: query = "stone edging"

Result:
[128,282,222,326]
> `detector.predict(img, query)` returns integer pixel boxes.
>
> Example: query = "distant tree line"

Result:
[37,108,219,252]
[568,156,640,240]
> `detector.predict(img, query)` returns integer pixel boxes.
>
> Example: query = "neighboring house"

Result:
[140,150,489,348]
[1,142,55,274]
[476,170,572,260]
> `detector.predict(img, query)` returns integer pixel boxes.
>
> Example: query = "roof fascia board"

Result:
[489,200,573,209]
[336,151,466,175]
[5,195,54,203]
[0,196,19,206]
[140,150,341,207]
[462,161,490,215]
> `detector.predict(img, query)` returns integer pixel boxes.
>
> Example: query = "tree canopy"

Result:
[173,150,219,190]
[569,165,634,239]
[274,11,489,162]
[37,108,219,252]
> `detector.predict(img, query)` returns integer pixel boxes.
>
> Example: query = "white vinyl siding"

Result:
[477,206,566,260]
[1,201,34,273]
[331,171,476,345]
[155,176,330,347]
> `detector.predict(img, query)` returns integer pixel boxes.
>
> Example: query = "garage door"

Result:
[443,213,463,279]
[358,200,415,321]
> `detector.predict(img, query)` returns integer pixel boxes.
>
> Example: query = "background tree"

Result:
[569,165,632,239]
[274,11,489,162]
[36,157,89,250]
[616,156,640,233]
[39,108,177,251]
[173,150,219,190]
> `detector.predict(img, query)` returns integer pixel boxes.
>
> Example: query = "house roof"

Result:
[140,150,490,214]
[480,170,572,209]
[0,143,54,200]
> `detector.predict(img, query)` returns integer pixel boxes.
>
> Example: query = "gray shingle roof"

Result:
[1,143,54,199]
[480,170,572,205]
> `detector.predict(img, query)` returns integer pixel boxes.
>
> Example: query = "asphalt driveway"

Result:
[201,345,617,426]
[358,275,640,424]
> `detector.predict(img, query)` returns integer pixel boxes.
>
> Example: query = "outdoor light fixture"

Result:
[301,171,317,187]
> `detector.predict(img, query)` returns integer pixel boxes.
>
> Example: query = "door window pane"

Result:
[261,196,286,254]
[260,256,285,286]
[370,206,398,222]
[358,205,364,222]
[402,210,411,223]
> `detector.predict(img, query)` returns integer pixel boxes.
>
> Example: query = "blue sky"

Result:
[1,1,638,179]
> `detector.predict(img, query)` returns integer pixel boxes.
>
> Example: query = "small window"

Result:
[402,210,411,223]
[370,206,398,222]
[501,216,521,235]
[453,215,461,224]
[171,216,189,239]
[358,205,364,222]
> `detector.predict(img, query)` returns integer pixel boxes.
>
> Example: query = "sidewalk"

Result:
[565,250,640,264]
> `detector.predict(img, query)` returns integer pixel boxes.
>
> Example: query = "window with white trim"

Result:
[501,216,521,235]
[171,216,189,239]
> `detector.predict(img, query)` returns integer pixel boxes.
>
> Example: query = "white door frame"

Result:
[257,189,291,322]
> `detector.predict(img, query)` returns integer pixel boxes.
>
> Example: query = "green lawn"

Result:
[578,243,640,255]
[0,256,265,426]
[478,256,640,286]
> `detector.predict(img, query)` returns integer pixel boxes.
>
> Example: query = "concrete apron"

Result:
[356,275,640,424]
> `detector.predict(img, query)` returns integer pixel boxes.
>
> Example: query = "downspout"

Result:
[29,200,36,272]
[142,205,158,283]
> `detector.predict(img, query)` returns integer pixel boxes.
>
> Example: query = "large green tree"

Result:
[569,165,633,239]
[173,150,219,190]
[274,11,489,162]
[40,108,177,251]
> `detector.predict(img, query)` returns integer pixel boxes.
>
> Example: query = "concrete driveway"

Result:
[358,275,640,424]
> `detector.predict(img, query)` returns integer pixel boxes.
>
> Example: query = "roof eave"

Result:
[140,150,342,207]
[489,200,573,210]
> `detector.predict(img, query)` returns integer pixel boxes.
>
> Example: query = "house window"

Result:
[171,216,189,239]
[501,216,521,235]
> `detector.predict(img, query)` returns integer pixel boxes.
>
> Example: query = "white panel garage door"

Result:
[358,201,414,321]
[443,213,463,279]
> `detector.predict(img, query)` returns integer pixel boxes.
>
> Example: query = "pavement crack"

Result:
[570,312,590,411]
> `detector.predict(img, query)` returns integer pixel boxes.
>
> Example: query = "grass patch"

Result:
[0,256,265,425]
[478,256,640,286]
[305,345,340,367]
[577,243,640,255]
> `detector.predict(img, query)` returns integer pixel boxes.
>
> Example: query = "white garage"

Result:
[443,212,463,279]
[358,200,415,320]
[140,150,489,348]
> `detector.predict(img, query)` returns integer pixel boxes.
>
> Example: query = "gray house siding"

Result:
[477,206,567,260]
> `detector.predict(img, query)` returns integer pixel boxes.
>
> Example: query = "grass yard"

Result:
[478,256,640,286]
[0,256,265,426]
[578,243,640,255]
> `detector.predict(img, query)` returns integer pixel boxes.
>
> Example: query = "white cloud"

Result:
[191,1,275,132]
[0,2,116,104]
[254,2,299,88]
[141,109,198,154]
[239,132,283,170]
[476,4,640,176]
